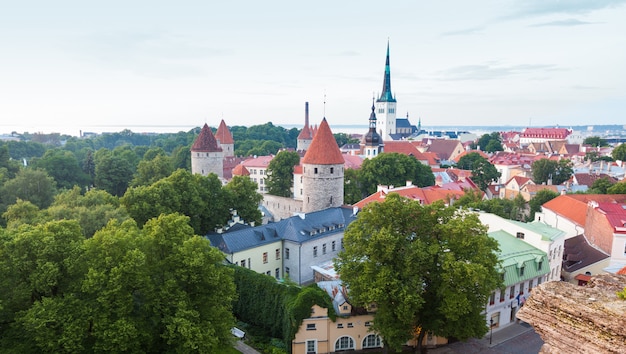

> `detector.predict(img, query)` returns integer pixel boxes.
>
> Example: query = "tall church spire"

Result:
[378,40,396,103]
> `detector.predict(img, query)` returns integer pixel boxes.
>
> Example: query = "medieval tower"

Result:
[300,118,344,213]
[191,123,224,178]
[296,102,313,152]
[376,40,397,141]
[363,100,384,158]
[215,119,235,157]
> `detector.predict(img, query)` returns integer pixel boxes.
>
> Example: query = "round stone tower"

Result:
[301,118,344,213]
[191,123,224,178]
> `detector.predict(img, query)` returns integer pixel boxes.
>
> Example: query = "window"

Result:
[323,244,326,254]
[241,259,246,268]
[285,248,290,260]
[510,286,515,299]
[332,241,336,251]
[306,340,317,354]
[248,258,251,269]
[313,246,318,257]
[500,288,505,302]
[314,168,318,174]
[362,334,382,349]
[275,268,279,278]
[342,305,348,311]
[285,267,290,276]
[330,167,334,174]
[337,323,343,328]
[529,280,533,292]
[489,293,495,305]
[538,261,543,270]
[335,336,354,351]
[520,265,525,276]
[347,323,353,328]
[516,232,525,239]
[266,271,271,276]
[364,321,372,327]
[263,252,268,264]
[260,178,264,185]
[276,249,280,260]
[306,323,316,331]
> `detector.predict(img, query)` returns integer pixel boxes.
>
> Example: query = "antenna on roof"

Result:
[323,90,327,118]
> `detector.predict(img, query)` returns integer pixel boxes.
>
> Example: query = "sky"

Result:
[1,1,626,135]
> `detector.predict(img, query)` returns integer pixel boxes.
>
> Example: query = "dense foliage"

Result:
[456,152,501,191]
[232,266,335,349]
[336,194,502,352]
[472,132,503,152]
[612,143,626,162]
[266,151,300,197]
[0,214,237,353]
[531,158,573,186]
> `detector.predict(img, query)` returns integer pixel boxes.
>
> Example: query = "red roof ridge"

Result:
[215,119,234,144]
[297,124,313,139]
[191,124,222,152]
[301,118,344,165]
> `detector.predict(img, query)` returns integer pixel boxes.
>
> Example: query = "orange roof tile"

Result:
[191,124,222,152]
[232,164,250,176]
[542,194,626,227]
[297,124,312,139]
[617,266,626,275]
[215,119,234,144]
[301,118,344,165]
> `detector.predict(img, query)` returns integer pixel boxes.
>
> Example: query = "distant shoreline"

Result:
[2,123,625,138]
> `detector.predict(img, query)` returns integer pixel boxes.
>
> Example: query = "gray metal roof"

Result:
[206,207,358,253]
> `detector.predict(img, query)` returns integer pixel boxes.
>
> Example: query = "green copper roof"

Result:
[490,230,548,287]
[377,41,396,103]
[508,220,566,242]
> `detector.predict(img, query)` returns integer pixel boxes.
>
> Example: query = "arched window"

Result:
[362,334,382,349]
[335,336,354,351]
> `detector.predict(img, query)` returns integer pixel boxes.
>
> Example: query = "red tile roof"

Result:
[383,141,426,159]
[242,155,274,168]
[542,194,626,227]
[215,119,234,144]
[354,185,467,209]
[232,164,250,176]
[297,124,313,140]
[191,124,222,152]
[301,118,344,165]
[593,202,626,233]
[521,127,571,139]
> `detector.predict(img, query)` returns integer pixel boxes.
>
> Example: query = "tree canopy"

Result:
[531,158,573,185]
[473,132,503,152]
[0,214,236,353]
[529,189,559,220]
[335,194,502,352]
[456,152,500,191]
[583,136,609,147]
[265,150,300,197]
[612,143,626,162]
[358,153,435,197]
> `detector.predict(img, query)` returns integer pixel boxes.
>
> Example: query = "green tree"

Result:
[94,149,134,197]
[171,145,191,170]
[531,158,573,185]
[31,149,90,190]
[474,132,503,152]
[612,143,626,161]
[457,152,500,191]
[122,169,231,234]
[266,150,300,197]
[335,194,502,352]
[583,136,608,147]
[607,181,626,194]
[1,168,57,210]
[0,144,21,181]
[589,177,615,194]
[333,133,359,147]
[224,175,263,225]
[344,168,362,205]
[529,189,559,220]
[46,186,129,237]
[131,152,174,187]
[359,153,434,196]
[2,199,43,229]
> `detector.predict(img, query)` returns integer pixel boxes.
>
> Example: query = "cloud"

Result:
[68,31,228,78]
[437,62,560,81]
[530,18,594,27]
[441,26,485,37]
[505,0,626,18]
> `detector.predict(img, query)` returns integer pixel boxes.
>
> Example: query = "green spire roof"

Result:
[377,40,396,103]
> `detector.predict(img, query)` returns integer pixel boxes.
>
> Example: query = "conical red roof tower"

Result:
[302,118,343,165]
[192,124,222,152]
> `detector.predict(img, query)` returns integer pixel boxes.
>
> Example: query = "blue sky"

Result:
[1,1,625,135]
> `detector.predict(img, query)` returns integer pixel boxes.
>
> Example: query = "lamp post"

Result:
[489,318,494,345]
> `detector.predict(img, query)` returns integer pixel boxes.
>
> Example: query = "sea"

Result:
[1,123,625,139]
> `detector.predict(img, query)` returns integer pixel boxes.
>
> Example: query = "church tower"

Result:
[301,118,344,213]
[296,102,313,152]
[376,40,397,141]
[191,123,224,178]
[215,119,234,157]
[363,99,383,159]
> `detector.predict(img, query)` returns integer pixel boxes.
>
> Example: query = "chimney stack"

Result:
[305,102,309,129]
